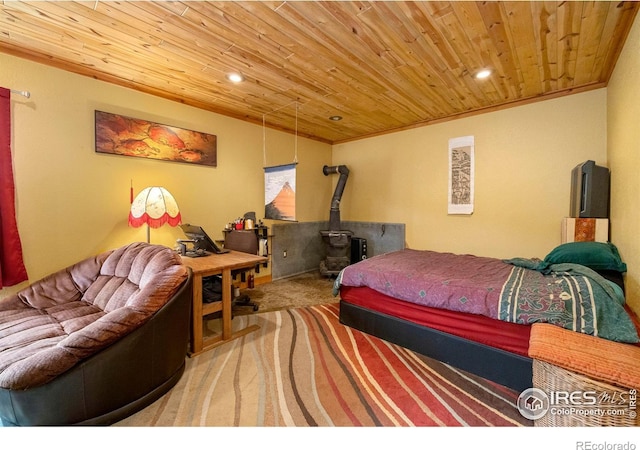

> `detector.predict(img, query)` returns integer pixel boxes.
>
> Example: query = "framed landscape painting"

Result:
[95,111,217,167]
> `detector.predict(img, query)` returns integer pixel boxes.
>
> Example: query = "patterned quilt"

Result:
[335,249,639,344]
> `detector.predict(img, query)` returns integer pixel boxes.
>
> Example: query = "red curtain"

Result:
[0,87,28,288]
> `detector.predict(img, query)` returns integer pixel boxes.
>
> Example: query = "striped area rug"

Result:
[117,303,531,427]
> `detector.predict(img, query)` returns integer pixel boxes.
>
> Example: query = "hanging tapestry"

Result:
[448,135,475,215]
[264,163,296,221]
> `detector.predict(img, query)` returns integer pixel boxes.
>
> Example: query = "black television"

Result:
[570,160,610,218]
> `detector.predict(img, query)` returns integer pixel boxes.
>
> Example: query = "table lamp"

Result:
[129,186,181,243]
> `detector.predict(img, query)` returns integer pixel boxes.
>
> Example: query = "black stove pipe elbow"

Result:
[323,165,349,231]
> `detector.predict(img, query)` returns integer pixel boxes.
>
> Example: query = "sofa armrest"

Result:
[529,323,640,389]
[0,253,109,311]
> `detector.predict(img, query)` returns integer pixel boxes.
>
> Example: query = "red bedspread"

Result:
[340,285,532,357]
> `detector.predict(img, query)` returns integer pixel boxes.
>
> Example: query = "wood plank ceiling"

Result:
[1,1,638,144]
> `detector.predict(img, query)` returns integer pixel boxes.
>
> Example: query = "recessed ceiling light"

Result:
[329,115,343,121]
[226,72,245,83]
[475,69,492,79]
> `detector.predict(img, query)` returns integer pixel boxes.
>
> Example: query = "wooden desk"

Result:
[181,251,267,356]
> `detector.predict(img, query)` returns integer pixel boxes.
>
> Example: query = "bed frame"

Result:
[339,300,533,392]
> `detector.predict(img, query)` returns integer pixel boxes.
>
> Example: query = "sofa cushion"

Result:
[0,242,187,390]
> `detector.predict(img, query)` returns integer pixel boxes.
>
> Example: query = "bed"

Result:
[335,242,638,392]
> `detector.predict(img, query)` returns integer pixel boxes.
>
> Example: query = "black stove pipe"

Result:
[323,164,349,231]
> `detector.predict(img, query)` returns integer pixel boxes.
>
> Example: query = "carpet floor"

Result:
[116,302,531,427]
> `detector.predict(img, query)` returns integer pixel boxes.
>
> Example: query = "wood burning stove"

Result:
[320,165,352,276]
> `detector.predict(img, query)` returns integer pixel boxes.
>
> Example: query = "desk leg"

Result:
[189,264,260,357]
[221,268,232,340]
[191,273,204,354]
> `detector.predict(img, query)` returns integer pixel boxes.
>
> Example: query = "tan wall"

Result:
[0,53,332,298]
[608,13,640,314]
[333,89,608,260]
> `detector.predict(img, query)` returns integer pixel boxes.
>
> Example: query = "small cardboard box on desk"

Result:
[561,218,609,244]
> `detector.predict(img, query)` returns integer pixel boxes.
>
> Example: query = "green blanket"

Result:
[502,258,637,343]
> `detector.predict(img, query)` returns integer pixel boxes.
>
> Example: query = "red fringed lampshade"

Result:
[129,187,181,242]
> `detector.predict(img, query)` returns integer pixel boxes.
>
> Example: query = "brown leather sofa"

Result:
[0,242,192,426]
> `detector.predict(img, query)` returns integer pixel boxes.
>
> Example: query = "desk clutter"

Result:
[203,275,223,303]
[201,273,254,301]
[181,247,209,258]
[226,211,260,231]
[224,212,269,259]
[201,273,258,312]
[176,213,268,259]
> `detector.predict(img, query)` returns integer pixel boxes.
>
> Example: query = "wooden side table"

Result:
[181,251,268,356]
